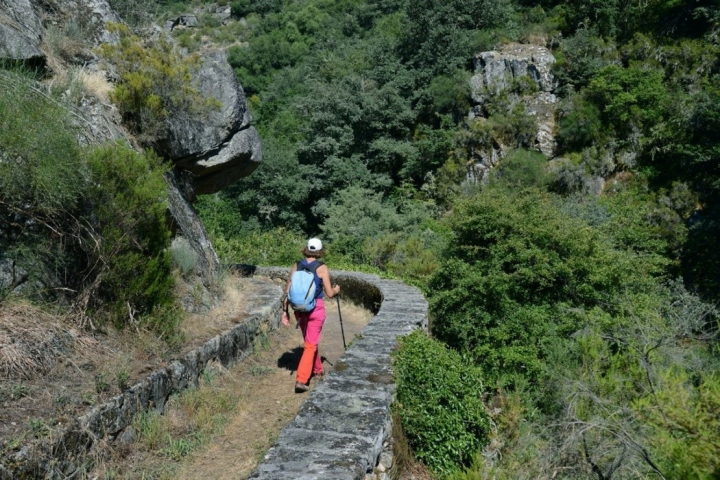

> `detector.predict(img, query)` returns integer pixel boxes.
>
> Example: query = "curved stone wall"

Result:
[249,268,428,480]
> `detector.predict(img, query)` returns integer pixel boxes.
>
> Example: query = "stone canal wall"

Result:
[249,268,428,480]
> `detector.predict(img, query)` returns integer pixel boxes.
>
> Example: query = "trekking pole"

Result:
[336,295,347,350]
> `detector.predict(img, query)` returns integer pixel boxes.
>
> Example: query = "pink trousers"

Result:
[295,298,325,384]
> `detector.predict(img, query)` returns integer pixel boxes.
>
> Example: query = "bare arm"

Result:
[282,263,297,311]
[317,264,340,298]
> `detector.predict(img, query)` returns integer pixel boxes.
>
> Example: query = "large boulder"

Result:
[154,49,262,196]
[0,0,44,65]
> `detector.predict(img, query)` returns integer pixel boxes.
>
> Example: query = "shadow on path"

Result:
[277,347,331,372]
[277,347,302,372]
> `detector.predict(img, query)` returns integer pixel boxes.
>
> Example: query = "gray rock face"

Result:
[0,0,43,64]
[468,43,559,180]
[470,43,557,104]
[85,0,122,46]
[166,169,220,289]
[176,125,263,195]
[0,258,28,294]
[165,14,199,31]
[524,91,558,157]
[154,49,261,195]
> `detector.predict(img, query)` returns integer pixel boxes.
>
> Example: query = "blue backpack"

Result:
[288,261,323,312]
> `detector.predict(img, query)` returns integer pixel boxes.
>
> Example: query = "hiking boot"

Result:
[294,381,309,393]
[313,370,325,378]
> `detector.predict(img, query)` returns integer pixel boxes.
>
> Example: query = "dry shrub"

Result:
[77,69,113,102]
[0,302,101,379]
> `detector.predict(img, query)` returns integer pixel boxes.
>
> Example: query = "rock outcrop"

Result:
[468,43,559,180]
[0,0,44,66]
[470,43,557,103]
[155,49,263,196]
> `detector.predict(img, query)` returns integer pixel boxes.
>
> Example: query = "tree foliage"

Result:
[82,145,175,330]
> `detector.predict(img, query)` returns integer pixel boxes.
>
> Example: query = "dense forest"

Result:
[2,0,719,477]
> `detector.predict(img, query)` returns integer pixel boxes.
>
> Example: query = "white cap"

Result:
[307,238,323,251]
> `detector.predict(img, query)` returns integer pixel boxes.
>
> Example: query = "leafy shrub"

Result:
[556,94,604,152]
[393,330,491,474]
[0,71,83,220]
[585,65,668,140]
[211,227,307,266]
[170,236,198,277]
[635,369,720,479]
[230,0,281,18]
[0,70,85,297]
[319,187,405,260]
[82,144,176,330]
[428,187,655,387]
[362,233,440,282]
[492,149,551,189]
[97,23,203,143]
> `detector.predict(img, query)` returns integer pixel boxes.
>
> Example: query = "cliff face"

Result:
[0,1,262,305]
[468,43,559,180]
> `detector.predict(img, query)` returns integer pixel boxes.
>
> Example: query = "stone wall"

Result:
[249,268,428,480]
[0,278,282,479]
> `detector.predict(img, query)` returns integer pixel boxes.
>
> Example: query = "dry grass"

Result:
[180,275,265,347]
[93,295,375,480]
[0,302,101,379]
[46,67,113,104]
[76,69,113,102]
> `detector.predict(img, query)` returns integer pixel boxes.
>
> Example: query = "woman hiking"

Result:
[282,238,340,393]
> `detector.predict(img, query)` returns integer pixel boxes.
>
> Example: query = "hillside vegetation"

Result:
[2,0,719,477]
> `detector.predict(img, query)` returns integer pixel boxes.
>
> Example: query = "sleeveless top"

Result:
[299,258,324,299]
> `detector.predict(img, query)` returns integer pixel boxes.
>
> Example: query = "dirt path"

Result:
[99,295,373,480]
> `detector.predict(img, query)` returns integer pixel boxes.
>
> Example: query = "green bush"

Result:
[393,330,491,474]
[635,369,720,479]
[0,70,85,297]
[212,227,307,266]
[585,65,668,140]
[492,149,551,189]
[0,71,83,220]
[97,23,204,143]
[428,187,657,387]
[230,0,281,18]
[83,144,176,331]
[319,186,408,261]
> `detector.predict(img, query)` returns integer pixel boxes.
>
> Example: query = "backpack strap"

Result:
[296,260,323,273]
[296,260,324,298]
